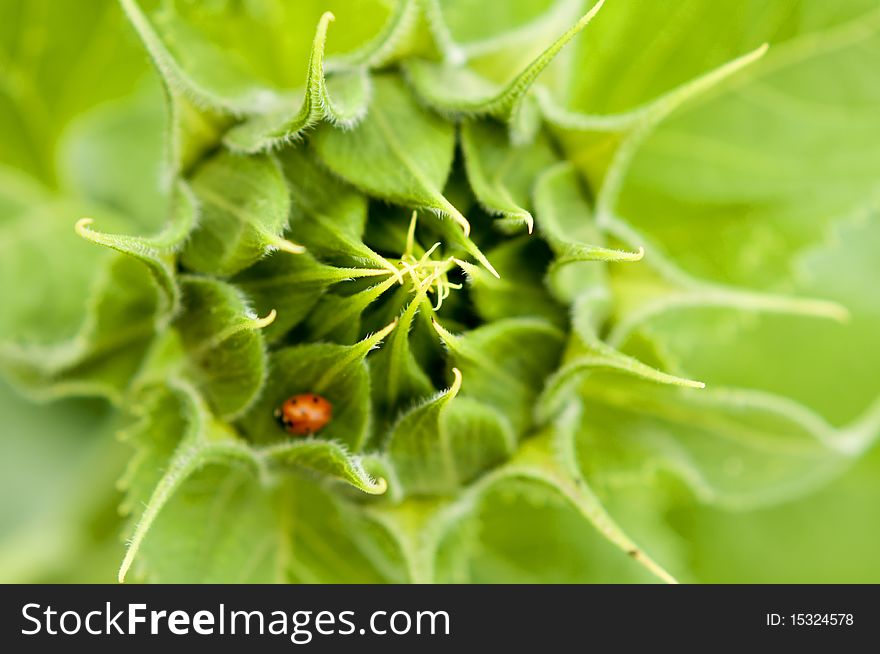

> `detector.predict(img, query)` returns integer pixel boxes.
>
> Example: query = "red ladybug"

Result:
[274,393,332,435]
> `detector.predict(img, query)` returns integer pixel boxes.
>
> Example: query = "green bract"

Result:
[2,0,880,584]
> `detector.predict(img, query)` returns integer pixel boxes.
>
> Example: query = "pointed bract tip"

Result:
[373,318,399,341]
[578,0,606,26]
[253,309,277,329]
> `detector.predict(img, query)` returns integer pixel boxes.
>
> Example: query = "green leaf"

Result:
[117,380,268,583]
[278,146,398,273]
[329,0,425,68]
[573,373,861,509]
[533,162,643,302]
[431,317,564,435]
[232,251,391,344]
[311,74,496,274]
[119,0,396,110]
[387,368,515,496]
[277,477,397,583]
[58,80,170,228]
[677,437,880,583]
[1,253,159,404]
[181,150,301,276]
[460,119,558,233]
[303,275,401,344]
[537,336,705,426]
[405,0,605,120]
[0,192,108,345]
[457,237,567,328]
[119,379,387,583]
[75,182,196,319]
[165,91,233,176]
[240,321,397,449]
[261,440,387,496]
[175,276,273,419]
[311,74,458,219]
[624,207,880,428]
[132,464,281,583]
[223,13,371,152]
[362,410,678,583]
[368,293,435,435]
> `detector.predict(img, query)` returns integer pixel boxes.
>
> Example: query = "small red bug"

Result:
[274,393,332,435]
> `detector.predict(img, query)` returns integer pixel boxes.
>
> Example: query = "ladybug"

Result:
[274,393,332,435]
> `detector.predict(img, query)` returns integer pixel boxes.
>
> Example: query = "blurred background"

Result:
[1,0,879,583]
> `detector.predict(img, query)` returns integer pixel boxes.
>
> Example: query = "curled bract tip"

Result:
[74,217,94,235]
[252,309,277,330]
[274,238,306,254]
[368,476,388,495]
[448,207,472,237]
[449,367,463,397]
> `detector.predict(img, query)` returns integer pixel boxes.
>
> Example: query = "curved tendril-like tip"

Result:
[446,205,471,237]
[631,246,646,261]
[251,309,277,330]
[433,280,448,310]
[368,475,388,495]
[420,241,442,263]
[273,238,306,254]
[448,367,463,398]
[74,217,95,236]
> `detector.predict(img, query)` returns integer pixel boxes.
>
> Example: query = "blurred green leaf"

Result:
[572,374,866,509]
[1,254,158,403]
[0,0,152,184]
[75,182,196,319]
[407,0,604,121]
[0,380,121,583]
